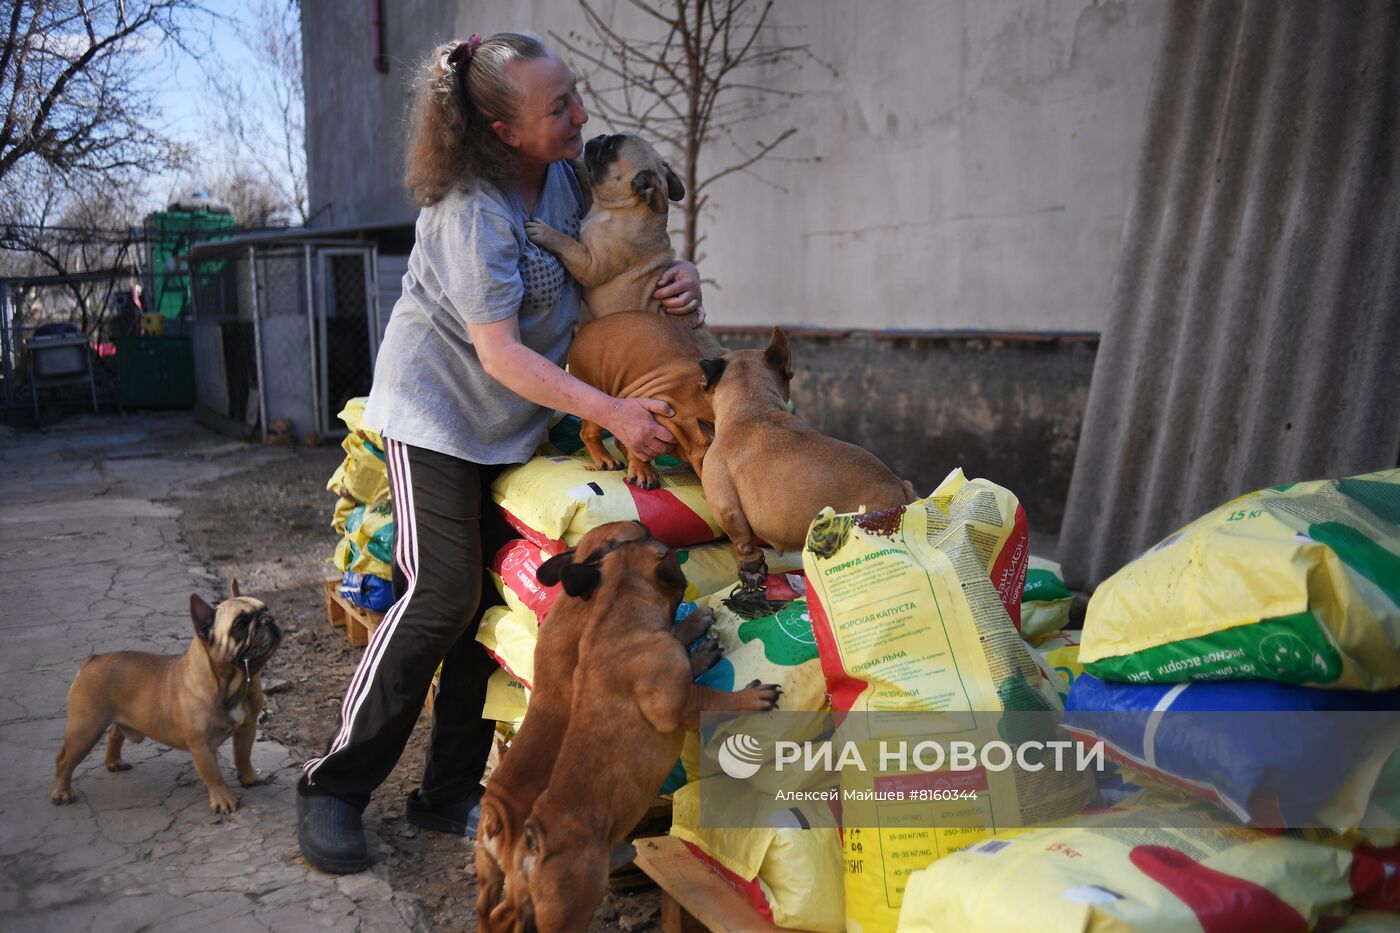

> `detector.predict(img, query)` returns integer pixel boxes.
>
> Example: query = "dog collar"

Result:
[224,658,253,712]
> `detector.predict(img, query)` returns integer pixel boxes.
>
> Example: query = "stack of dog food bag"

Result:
[333,388,1400,929]
[664,571,842,930]
[476,426,1113,932]
[896,468,1400,931]
[326,398,395,613]
[666,468,1092,933]
[477,415,842,927]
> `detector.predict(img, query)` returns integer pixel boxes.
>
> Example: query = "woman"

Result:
[297,31,702,874]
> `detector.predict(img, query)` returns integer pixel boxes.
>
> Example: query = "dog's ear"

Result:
[663,163,685,202]
[479,803,505,846]
[765,328,794,381]
[698,357,727,390]
[190,594,215,643]
[535,549,576,587]
[656,550,687,589]
[559,562,603,598]
[228,578,241,600]
[632,169,668,214]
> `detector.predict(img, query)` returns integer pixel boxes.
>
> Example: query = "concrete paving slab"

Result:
[0,412,423,932]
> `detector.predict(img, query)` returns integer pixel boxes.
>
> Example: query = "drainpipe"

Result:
[304,244,322,437]
[249,246,268,441]
[0,281,12,410]
[370,0,388,74]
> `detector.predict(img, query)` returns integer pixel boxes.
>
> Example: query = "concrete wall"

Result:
[302,0,1168,332]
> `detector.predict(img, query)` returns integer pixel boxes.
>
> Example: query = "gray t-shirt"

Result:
[363,161,585,463]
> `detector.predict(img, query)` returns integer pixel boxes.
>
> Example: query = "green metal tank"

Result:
[142,193,236,319]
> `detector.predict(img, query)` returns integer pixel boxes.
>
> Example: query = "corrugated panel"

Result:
[1058,0,1400,590]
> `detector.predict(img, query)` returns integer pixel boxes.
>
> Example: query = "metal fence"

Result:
[0,269,144,424]
[188,239,381,440]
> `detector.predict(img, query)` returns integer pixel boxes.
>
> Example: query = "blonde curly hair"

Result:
[403,32,550,205]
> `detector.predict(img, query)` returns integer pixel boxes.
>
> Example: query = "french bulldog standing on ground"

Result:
[51,580,282,814]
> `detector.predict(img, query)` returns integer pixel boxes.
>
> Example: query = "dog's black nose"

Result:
[583,134,609,162]
[584,133,625,178]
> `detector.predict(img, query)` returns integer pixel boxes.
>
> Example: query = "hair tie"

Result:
[448,34,483,125]
[448,33,483,71]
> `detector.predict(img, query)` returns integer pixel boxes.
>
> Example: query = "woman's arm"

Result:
[468,316,676,460]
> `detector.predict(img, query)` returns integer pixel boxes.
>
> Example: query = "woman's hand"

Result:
[606,397,676,461]
[467,316,675,459]
[654,260,705,327]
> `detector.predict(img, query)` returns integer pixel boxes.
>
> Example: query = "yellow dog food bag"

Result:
[676,540,804,601]
[1037,630,1085,705]
[335,396,384,449]
[690,585,830,713]
[325,398,390,506]
[331,495,358,535]
[331,497,394,580]
[475,605,539,689]
[672,582,833,788]
[482,667,528,731]
[331,537,392,580]
[803,468,1094,933]
[897,792,1400,933]
[1081,469,1400,690]
[670,782,845,932]
[491,448,722,550]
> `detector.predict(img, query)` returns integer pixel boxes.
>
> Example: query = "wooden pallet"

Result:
[634,835,813,933]
[323,578,383,647]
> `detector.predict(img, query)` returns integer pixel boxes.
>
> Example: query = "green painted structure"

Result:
[142,196,235,319]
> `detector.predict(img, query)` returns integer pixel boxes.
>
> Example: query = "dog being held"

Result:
[699,329,918,587]
[51,579,281,814]
[525,132,725,357]
[475,521,720,931]
[514,528,781,932]
[565,309,717,490]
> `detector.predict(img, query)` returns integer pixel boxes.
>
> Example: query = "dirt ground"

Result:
[171,442,662,932]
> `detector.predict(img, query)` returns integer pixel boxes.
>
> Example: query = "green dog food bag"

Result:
[1080,469,1400,690]
[1021,555,1074,644]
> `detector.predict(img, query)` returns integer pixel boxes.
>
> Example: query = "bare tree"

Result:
[0,0,199,196]
[554,0,829,262]
[1,0,207,335]
[0,181,142,340]
[205,167,289,229]
[197,0,307,226]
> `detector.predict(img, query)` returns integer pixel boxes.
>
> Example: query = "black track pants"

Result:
[301,439,510,810]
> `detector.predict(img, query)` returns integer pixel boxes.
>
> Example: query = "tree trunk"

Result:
[682,0,705,262]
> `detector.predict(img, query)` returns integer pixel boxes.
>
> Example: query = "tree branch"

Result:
[695,126,796,193]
